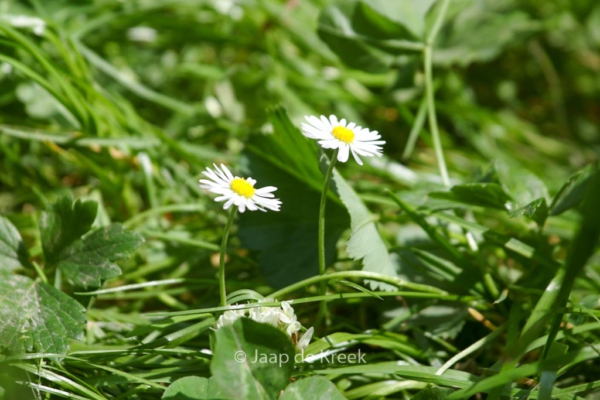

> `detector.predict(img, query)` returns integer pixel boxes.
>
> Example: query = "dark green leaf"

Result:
[550,164,595,216]
[211,318,295,400]
[162,376,225,400]
[279,376,345,400]
[362,0,436,39]
[433,1,532,66]
[239,107,349,289]
[0,216,30,272]
[0,271,85,355]
[56,223,144,289]
[318,2,389,73]
[430,183,512,210]
[412,387,454,400]
[39,195,97,266]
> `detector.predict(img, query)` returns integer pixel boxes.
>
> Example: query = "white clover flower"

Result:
[215,309,246,329]
[214,300,313,351]
[296,327,314,352]
[199,164,281,213]
[301,115,385,165]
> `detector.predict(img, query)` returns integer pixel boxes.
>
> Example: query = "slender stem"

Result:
[318,149,338,277]
[401,95,428,161]
[219,207,237,307]
[424,0,451,187]
[270,270,446,299]
[424,47,450,187]
[316,149,339,329]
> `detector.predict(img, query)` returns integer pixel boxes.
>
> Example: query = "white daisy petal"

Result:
[338,143,350,162]
[199,164,281,213]
[300,114,384,164]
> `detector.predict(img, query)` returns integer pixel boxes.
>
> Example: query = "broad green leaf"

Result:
[0,271,85,355]
[429,183,512,210]
[433,1,532,66]
[363,0,436,39]
[495,160,548,209]
[318,2,390,73]
[211,318,295,400]
[550,164,595,216]
[56,223,144,289]
[412,387,454,400]
[279,376,345,400]
[323,153,398,291]
[239,107,349,288]
[39,195,97,266]
[0,216,30,272]
[162,376,225,400]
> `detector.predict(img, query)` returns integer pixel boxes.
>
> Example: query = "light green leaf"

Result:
[279,376,345,400]
[0,216,30,272]
[56,223,144,289]
[162,376,225,400]
[323,153,397,291]
[211,318,295,400]
[0,271,86,355]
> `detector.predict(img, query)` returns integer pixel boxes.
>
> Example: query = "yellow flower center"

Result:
[331,126,354,144]
[230,178,255,198]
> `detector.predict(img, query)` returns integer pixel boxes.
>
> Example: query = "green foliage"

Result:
[0,271,85,355]
[162,376,224,400]
[0,216,30,272]
[323,152,399,290]
[210,319,295,400]
[239,107,349,288]
[55,223,143,289]
[40,195,143,288]
[0,0,599,398]
[279,376,346,400]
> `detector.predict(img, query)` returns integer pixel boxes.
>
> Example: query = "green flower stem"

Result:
[316,149,339,329]
[318,149,339,277]
[219,207,237,307]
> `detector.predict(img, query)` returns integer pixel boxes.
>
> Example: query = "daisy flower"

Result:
[199,164,281,213]
[301,115,385,165]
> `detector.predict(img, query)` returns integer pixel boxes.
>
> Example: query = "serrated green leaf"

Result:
[56,223,144,289]
[279,376,345,400]
[0,271,86,355]
[211,318,295,400]
[239,107,349,288]
[162,376,225,400]
[322,153,397,291]
[0,216,30,272]
[39,195,97,266]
